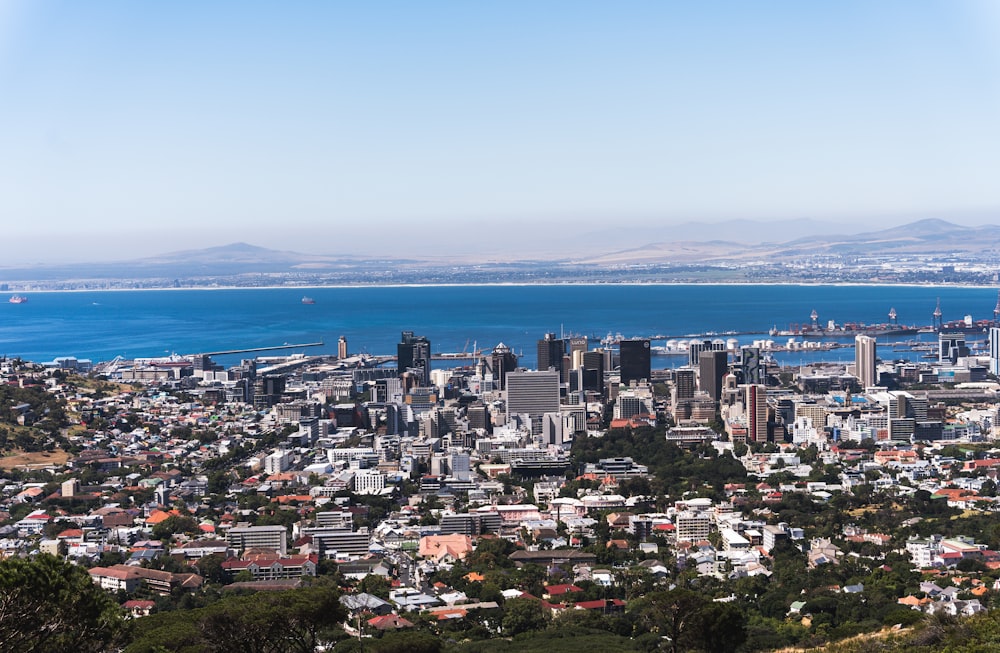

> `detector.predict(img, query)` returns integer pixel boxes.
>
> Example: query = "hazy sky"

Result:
[2,1,1000,263]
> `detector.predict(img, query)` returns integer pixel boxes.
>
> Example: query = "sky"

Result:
[1,1,1000,264]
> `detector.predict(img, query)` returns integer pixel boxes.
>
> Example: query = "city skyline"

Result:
[2,1,1000,264]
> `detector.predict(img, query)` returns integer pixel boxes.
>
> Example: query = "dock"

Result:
[196,342,324,356]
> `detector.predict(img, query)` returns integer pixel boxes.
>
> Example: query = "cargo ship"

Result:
[769,308,922,338]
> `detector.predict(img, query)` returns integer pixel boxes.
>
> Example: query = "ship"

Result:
[769,306,923,338]
[301,296,316,305]
[769,323,921,338]
[8,295,27,304]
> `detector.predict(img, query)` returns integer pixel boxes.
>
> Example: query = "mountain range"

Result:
[2,219,998,283]
[573,218,1000,265]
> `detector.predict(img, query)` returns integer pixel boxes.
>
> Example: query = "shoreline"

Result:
[7,280,1000,293]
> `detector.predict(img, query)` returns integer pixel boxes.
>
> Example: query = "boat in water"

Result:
[301,296,316,305]
[8,295,27,304]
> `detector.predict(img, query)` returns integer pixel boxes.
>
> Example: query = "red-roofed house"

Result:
[122,600,156,617]
[221,554,318,581]
[573,599,626,614]
[368,614,414,631]
[543,584,583,599]
[418,534,474,563]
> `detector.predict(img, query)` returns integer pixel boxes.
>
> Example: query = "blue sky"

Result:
[1,1,999,263]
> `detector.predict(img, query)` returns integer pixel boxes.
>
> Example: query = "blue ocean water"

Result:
[0,285,996,368]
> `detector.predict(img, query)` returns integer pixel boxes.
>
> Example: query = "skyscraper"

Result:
[619,339,651,386]
[689,339,726,366]
[699,350,728,402]
[674,368,696,401]
[398,331,431,386]
[506,370,560,435]
[537,333,566,375]
[568,337,588,370]
[337,335,348,359]
[483,342,518,390]
[581,350,605,394]
[990,327,1000,377]
[745,384,768,443]
[854,335,877,388]
[740,347,764,385]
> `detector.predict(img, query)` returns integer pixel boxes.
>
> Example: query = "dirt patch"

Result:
[0,449,72,470]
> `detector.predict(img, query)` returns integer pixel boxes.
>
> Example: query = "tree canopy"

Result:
[0,554,126,653]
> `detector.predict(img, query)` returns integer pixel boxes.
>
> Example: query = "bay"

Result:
[0,284,997,369]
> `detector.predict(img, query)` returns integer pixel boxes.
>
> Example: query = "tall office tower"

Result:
[990,327,1000,376]
[745,384,768,443]
[337,336,348,359]
[674,368,696,401]
[537,332,566,374]
[619,339,651,386]
[581,350,605,394]
[568,337,588,366]
[467,404,491,433]
[854,335,877,388]
[506,370,560,435]
[740,347,764,385]
[699,350,729,402]
[689,339,726,366]
[398,331,431,386]
[938,333,969,364]
[253,373,286,409]
[483,343,518,390]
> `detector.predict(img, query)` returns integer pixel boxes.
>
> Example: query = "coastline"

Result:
[6,280,1000,293]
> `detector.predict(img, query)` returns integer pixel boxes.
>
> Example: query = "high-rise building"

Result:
[483,343,518,390]
[745,384,768,443]
[398,331,431,386]
[568,337,588,368]
[990,327,1000,377]
[253,373,286,409]
[506,370,560,435]
[338,336,348,359]
[374,377,402,403]
[689,339,726,367]
[854,335,877,388]
[581,350,605,394]
[740,347,764,385]
[699,350,728,402]
[674,368,696,401]
[227,525,288,555]
[537,333,566,375]
[939,333,969,364]
[619,339,651,386]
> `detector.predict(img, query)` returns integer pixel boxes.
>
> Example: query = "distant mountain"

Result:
[2,218,999,283]
[0,242,412,282]
[574,218,1000,265]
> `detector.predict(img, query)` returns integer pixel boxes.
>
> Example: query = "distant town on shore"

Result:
[5,219,1000,291]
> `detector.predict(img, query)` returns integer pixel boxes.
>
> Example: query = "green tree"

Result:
[128,581,346,653]
[501,598,550,636]
[0,554,126,652]
[152,515,199,540]
[633,587,744,653]
[357,573,392,599]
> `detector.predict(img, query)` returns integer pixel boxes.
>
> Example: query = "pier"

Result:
[196,342,324,356]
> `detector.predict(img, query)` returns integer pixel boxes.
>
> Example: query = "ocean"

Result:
[1,284,996,368]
